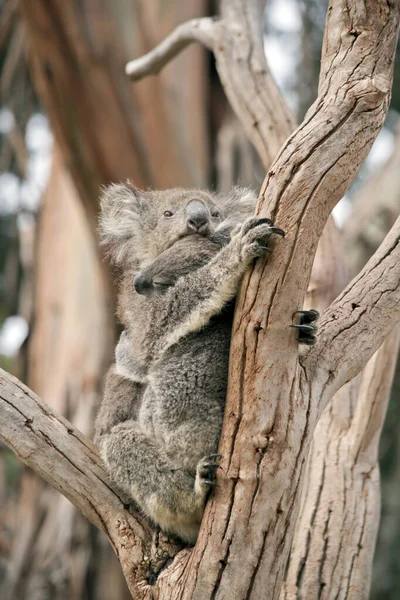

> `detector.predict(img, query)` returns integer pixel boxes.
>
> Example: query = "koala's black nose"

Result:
[134,273,152,296]
[186,200,209,233]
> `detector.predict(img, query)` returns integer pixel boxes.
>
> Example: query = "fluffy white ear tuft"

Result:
[217,187,258,232]
[99,181,147,265]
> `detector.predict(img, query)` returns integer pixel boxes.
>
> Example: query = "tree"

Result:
[1,0,400,598]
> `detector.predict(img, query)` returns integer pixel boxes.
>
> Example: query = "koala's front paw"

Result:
[291,309,319,345]
[237,217,285,261]
[196,454,222,492]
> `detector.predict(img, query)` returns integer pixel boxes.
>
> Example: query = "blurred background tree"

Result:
[0,0,399,598]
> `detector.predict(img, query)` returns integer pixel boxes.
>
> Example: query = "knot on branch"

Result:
[355,75,391,110]
[332,75,391,111]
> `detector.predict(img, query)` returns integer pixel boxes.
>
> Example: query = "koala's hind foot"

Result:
[291,309,320,345]
[99,420,214,544]
[195,454,222,492]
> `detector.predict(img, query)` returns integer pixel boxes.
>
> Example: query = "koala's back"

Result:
[140,315,233,468]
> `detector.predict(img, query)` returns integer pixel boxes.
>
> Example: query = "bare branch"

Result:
[125,18,217,79]
[304,215,400,410]
[125,0,295,170]
[0,367,185,597]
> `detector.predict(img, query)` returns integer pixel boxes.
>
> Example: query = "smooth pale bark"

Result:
[1,151,117,600]
[18,0,209,229]
[127,0,296,171]
[343,126,400,276]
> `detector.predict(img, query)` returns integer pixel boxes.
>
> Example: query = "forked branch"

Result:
[126,0,295,168]
[125,18,217,79]
[304,215,400,411]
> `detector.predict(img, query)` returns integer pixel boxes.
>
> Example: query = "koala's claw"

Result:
[242,217,272,234]
[239,217,285,261]
[242,217,285,238]
[201,480,218,488]
[269,226,285,238]
[197,454,222,489]
[291,309,320,345]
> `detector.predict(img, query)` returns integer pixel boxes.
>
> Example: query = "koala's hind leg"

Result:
[100,421,211,544]
[94,367,144,442]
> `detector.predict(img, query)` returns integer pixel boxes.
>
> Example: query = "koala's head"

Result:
[99,182,257,267]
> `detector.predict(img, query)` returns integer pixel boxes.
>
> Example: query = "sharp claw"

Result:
[293,309,320,324]
[201,480,218,487]
[202,462,221,469]
[270,227,285,237]
[208,454,222,460]
[290,324,316,331]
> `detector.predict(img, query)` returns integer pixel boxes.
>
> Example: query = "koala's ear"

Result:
[99,181,148,265]
[217,187,258,231]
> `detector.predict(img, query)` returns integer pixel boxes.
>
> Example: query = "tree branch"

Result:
[125,0,296,170]
[0,367,183,598]
[125,17,217,79]
[304,215,400,411]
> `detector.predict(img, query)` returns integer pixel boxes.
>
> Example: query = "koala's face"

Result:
[142,188,225,260]
[99,182,257,267]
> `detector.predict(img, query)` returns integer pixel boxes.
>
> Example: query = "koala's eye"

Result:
[163,210,174,218]
[211,211,221,218]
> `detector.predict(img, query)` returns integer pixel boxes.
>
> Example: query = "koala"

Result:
[94,183,315,544]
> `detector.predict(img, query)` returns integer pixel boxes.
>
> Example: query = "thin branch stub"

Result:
[125,17,217,80]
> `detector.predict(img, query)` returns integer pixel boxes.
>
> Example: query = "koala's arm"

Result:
[114,330,147,383]
[149,218,284,357]
[94,365,144,443]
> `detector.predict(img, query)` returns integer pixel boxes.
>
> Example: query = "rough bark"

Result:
[282,215,400,599]
[283,326,400,600]
[0,366,184,600]
[305,215,400,408]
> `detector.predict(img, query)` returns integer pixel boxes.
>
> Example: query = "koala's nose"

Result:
[186,200,209,232]
[134,273,152,296]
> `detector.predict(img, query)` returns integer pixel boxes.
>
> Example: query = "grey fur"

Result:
[94,183,284,544]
